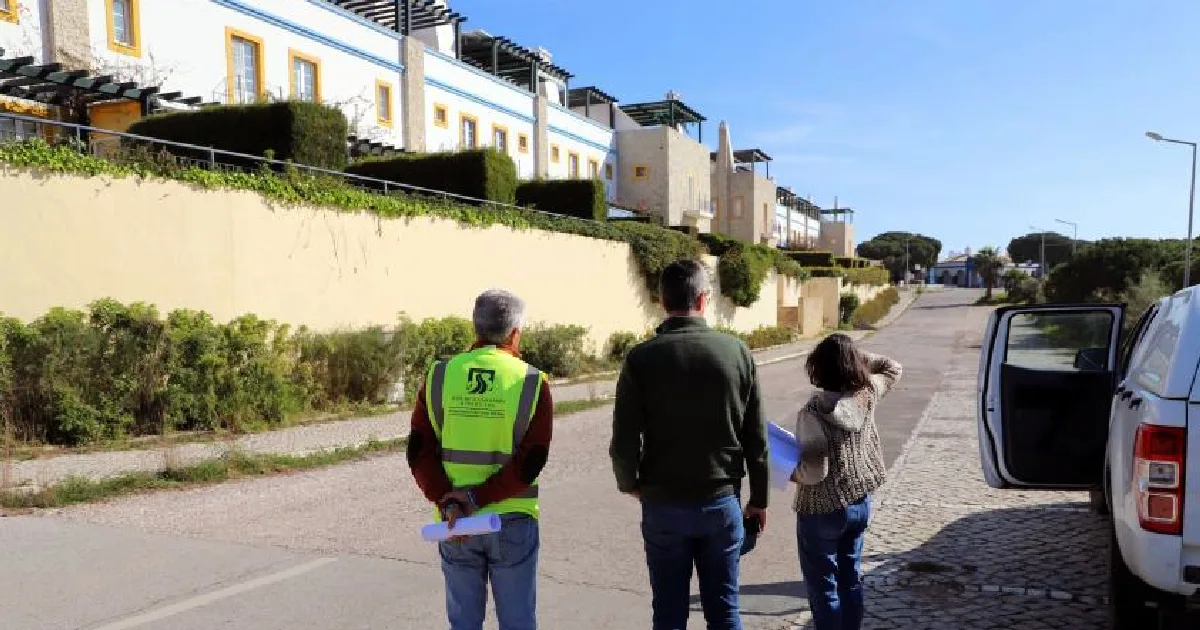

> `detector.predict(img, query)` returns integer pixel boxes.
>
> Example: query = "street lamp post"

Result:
[1055,218,1078,256]
[1146,131,1198,287]
[1029,225,1047,280]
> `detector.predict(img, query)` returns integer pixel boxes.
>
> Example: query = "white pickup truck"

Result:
[977,293,1200,628]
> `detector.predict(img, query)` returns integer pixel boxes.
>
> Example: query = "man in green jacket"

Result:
[610,259,769,630]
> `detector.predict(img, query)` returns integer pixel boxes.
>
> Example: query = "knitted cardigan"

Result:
[791,354,903,516]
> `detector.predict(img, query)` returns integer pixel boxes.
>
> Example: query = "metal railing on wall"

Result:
[0,110,602,225]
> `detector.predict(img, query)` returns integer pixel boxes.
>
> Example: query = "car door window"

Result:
[1004,310,1115,371]
[1129,294,1188,397]
[1117,306,1159,382]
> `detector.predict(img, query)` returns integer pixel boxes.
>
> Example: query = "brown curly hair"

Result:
[805,333,871,393]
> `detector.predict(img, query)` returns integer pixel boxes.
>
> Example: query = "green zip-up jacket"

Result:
[609,316,769,509]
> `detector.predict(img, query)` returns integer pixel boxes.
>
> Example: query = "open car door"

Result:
[977,304,1124,489]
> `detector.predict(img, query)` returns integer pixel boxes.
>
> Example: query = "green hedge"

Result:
[126,102,349,171]
[786,251,836,267]
[851,287,901,329]
[516,179,606,221]
[835,256,870,269]
[0,299,608,446]
[715,325,796,349]
[699,234,809,307]
[346,149,518,205]
[842,267,890,286]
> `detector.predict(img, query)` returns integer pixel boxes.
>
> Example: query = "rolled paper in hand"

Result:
[768,421,801,489]
[421,513,503,542]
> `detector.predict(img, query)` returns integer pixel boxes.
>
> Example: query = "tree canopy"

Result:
[856,232,942,281]
[1044,238,1187,303]
[1006,232,1083,272]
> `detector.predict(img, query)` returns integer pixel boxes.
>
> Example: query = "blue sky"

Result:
[454,0,1200,256]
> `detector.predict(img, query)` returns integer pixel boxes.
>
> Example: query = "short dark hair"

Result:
[806,333,871,393]
[659,259,708,312]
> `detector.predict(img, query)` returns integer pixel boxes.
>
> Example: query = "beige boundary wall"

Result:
[0,170,799,350]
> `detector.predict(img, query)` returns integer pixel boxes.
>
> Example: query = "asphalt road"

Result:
[0,289,986,630]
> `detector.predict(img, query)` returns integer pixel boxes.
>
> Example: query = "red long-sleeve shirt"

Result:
[408,347,553,508]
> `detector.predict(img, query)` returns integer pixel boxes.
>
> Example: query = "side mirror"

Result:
[1073,347,1108,371]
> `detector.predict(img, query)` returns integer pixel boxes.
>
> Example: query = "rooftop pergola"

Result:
[567,86,618,128]
[714,147,772,177]
[821,207,854,223]
[0,50,209,114]
[620,96,706,140]
[459,31,572,93]
[325,0,465,35]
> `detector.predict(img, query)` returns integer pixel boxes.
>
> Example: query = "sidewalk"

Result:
[4,288,920,491]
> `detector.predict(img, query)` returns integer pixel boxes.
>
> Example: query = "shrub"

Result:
[606,331,640,363]
[700,234,810,306]
[851,287,901,329]
[841,267,890,287]
[393,314,474,399]
[740,326,796,349]
[838,294,861,325]
[521,324,589,378]
[516,179,606,221]
[1008,277,1044,305]
[346,149,518,205]
[297,327,401,407]
[127,102,349,171]
[787,251,836,267]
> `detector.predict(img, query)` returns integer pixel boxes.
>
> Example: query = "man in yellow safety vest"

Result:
[407,289,554,630]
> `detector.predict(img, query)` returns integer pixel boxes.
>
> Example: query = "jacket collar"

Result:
[469,341,520,358]
[656,316,709,334]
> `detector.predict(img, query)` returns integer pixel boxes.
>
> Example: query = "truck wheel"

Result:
[1109,528,1159,629]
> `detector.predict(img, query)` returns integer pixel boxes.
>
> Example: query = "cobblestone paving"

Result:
[778,331,1111,630]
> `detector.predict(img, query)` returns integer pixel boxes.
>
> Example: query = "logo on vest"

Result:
[466,368,497,395]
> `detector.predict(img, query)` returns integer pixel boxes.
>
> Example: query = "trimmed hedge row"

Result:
[851,287,901,328]
[346,149,518,205]
[786,250,836,267]
[516,179,607,221]
[126,102,349,171]
[0,300,599,446]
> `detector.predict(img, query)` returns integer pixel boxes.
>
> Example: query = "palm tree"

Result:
[972,247,1004,300]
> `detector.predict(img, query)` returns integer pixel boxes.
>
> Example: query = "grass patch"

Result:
[554,397,613,416]
[0,438,407,509]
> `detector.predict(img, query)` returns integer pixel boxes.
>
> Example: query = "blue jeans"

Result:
[439,514,539,630]
[796,495,872,630]
[641,494,744,630]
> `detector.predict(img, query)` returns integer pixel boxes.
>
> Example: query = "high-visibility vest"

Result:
[426,346,544,521]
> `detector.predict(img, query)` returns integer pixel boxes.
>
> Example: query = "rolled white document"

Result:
[421,513,503,542]
[768,421,800,489]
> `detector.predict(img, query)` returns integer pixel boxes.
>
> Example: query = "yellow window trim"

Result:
[287,49,322,102]
[567,151,580,176]
[105,0,141,57]
[517,133,529,153]
[633,164,650,181]
[604,162,613,180]
[588,158,600,178]
[432,102,449,129]
[225,27,265,104]
[459,112,478,148]
[491,123,509,153]
[0,0,19,24]
[376,79,394,127]
[551,144,561,163]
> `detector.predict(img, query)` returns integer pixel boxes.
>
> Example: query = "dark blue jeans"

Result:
[641,494,744,630]
[796,494,872,630]
[439,514,539,630]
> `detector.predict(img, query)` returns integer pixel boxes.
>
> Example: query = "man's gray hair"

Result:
[473,289,526,345]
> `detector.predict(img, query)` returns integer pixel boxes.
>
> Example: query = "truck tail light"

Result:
[1135,424,1186,536]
